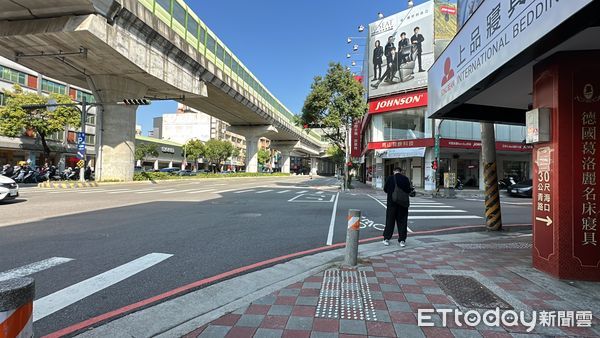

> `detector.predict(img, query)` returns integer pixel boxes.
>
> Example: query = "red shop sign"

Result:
[368,90,428,114]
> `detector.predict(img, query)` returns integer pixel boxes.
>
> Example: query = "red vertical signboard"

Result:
[351,120,362,158]
[533,146,554,259]
[572,72,600,267]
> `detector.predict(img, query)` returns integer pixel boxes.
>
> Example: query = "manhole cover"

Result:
[454,242,532,250]
[433,274,513,310]
[316,269,377,321]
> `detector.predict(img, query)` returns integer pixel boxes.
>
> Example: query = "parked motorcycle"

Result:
[498,176,517,190]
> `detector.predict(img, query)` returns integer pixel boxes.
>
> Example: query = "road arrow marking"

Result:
[536,216,553,226]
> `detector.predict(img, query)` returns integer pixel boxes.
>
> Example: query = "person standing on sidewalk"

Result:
[382,168,412,247]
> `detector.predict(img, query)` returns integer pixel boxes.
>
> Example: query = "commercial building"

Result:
[0,56,97,171]
[135,135,183,170]
[427,0,600,280]
[358,1,531,190]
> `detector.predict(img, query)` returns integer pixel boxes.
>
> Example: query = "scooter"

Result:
[455,177,464,190]
[498,176,517,190]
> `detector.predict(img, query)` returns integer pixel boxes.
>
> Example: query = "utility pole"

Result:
[78,96,88,183]
[481,122,502,230]
[344,124,350,191]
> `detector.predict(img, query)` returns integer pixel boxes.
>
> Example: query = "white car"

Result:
[0,174,19,201]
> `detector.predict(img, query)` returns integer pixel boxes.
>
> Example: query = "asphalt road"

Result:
[0,176,531,336]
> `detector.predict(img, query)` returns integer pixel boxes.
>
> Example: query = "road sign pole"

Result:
[79,97,88,183]
[344,209,361,266]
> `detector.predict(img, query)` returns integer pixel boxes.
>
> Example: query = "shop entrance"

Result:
[457,159,479,188]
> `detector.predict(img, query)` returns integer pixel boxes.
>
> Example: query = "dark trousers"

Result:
[383,204,408,241]
[417,52,423,71]
[373,63,382,80]
[385,58,393,79]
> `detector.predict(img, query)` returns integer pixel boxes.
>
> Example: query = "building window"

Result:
[216,43,224,61]
[206,34,216,53]
[173,1,186,26]
[86,114,96,125]
[187,17,198,37]
[76,90,95,103]
[224,52,231,67]
[382,108,426,141]
[41,79,66,95]
[48,130,65,142]
[156,0,171,11]
[0,65,27,86]
[86,133,96,146]
[198,25,206,45]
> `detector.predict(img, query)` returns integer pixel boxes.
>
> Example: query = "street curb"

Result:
[72,231,529,338]
[37,181,99,189]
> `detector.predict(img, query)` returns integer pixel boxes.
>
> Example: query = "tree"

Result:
[204,139,235,172]
[135,143,158,162]
[298,63,367,188]
[257,148,271,166]
[0,84,80,162]
[326,145,345,166]
[184,139,205,170]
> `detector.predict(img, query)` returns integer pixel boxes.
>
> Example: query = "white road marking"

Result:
[234,190,255,194]
[367,194,413,233]
[326,192,340,246]
[256,190,274,194]
[296,190,308,194]
[288,194,303,202]
[316,191,324,195]
[502,202,532,205]
[411,203,444,205]
[78,189,109,194]
[409,209,467,213]
[409,215,483,219]
[33,253,172,322]
[408,205,453,208]
[186,189,215,194]
[0,257,74,282]
[277,190,291,194]
[106,189,136,194]
[465,198,483,202]
[136,189,175,194]
[161,189,198,194]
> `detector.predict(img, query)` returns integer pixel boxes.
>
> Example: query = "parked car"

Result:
[0,174,19,202]
[177,170,196,176]
[159,168,179,175]
[507,179,533,197]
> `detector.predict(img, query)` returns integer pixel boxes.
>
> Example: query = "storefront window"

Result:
[382,108,426,141]
[41,79,66,95]
[502,160,530,182]
[0,66,27,86]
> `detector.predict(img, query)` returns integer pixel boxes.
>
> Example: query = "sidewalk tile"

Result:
[235,314,265,327]
[292,305,316,317]
[212,314,241,326]
[366,321,396,337]
[400,285,423,294]
[225,326,256,337]
[370,291,384,300]
[296,296,319,306]
[182,325,206,338]
[276,296,299,305]
[404,293,429,303]
[380,284,401,292]
[299,288,320,296]
[389,311,417,324]
[233,306,249,314]
[279,289,302,297]
[339,319,367,335]
[246,304,271,315]
[426,294,452,304]
[254,328,283,338]
[285,316,314,330]
[384,300,411,312]
[303,282,322,289]
[268,305,294,316]
[310,332,338,338]
[338,334,366,338]
[478,331,512,338]
[282,329,311,338]
[260,315,289,329]
[312,318,339,332]
[393,323,425,338]
[254,294,278,305]
[374,309,391,322]
[450,328,484,338]
[421,326,454,338]
[372,300,388,310]
[199,325,230,338]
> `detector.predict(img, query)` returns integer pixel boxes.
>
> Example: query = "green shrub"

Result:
[133,172,289,181]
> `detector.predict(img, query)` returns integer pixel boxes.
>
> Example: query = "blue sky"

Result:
[136,0,430,134]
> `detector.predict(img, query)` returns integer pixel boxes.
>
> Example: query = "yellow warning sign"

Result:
[77,160,85,168]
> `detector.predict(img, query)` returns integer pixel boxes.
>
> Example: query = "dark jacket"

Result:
[383,173,412,205]
[384,42,395,61]
[411,33,424,53]
[373,46,384,65]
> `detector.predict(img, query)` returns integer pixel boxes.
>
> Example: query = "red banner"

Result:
[368,90,428,114]
[440,139,533,152]
[351,120,362,157]
[368,139,434,150]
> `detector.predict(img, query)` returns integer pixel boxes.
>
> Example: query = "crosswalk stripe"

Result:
[0,257,74,282]
[106,189,136,194]
[256,190,273,194]
[411,203,444,205]
[33,253,172,322]
[186,189,215,194]
[136,189,175,194]
[161,189,197,194]
[277,190,291,194]
[409,210,467,213]
[409,215,483,219]
[234,190,255,194]
[78,189,109,194]
[296,190,308,194]
[409,205,452,208]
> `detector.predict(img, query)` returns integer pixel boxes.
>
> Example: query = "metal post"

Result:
[79,97,87,183]
[344,125,350,191]
[0,277,35,337]
[344,209,361,266]
[481,122,503,231]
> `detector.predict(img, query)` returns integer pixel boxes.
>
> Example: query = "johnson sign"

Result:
[369,90,428,114]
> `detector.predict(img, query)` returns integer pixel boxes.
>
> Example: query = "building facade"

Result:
[0,56,97,171]
[358,1,532,190]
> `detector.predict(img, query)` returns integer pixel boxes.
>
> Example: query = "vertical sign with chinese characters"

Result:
[351,120,362,158]
[572,73,600,267]
[533,146,553,259]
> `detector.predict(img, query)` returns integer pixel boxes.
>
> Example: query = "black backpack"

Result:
[392,175,410,208]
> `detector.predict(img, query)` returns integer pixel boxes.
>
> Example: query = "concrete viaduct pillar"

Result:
[230,125,278,173]
[91,75,148,182]
[310,158,318,176]
[271,141,299,174]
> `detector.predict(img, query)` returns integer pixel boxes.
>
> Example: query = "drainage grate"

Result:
[454,242,532,250]
[433,274,513,310]
[315,269,377,321]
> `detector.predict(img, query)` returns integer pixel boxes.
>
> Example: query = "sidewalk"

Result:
[349,180,487,199]
[75,231,600,338]
[180,234,599,338]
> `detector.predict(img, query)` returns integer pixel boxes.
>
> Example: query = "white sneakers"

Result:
[383,239,390,246]
[400,241,406,247]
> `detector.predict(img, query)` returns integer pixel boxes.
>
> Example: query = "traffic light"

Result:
[121,99,151,105]
[432,160,438,171]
